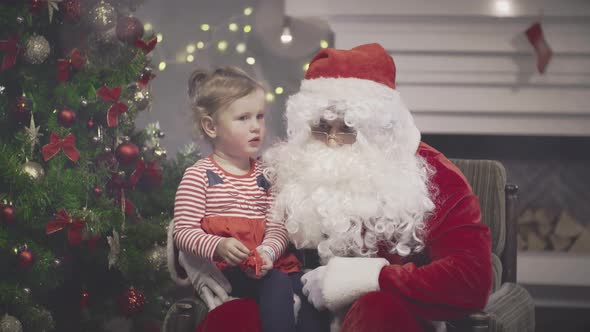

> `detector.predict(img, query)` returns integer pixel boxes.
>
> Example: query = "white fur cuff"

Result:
[322,257,389,312]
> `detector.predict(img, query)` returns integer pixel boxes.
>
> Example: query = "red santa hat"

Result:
[285,43,421,155]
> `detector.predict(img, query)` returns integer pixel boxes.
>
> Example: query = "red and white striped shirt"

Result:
[173,156,288,261]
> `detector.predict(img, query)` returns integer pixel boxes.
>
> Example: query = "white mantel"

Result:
[286,0,590,136]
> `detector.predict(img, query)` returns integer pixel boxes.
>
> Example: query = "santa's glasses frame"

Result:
[310,131,357,145]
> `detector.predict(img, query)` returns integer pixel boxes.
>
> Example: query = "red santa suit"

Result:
[194,43,492,332]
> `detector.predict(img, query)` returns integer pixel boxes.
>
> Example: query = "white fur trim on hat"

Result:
[322,257,389,312]
[167,220,191,286]
[285,77,421,156]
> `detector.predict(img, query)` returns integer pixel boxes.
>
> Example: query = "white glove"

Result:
[178,252,232,311]
[301,266,327,310]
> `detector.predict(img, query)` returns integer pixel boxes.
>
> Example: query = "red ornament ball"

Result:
[115,142,140,166]
[59,0,81,24]
[116,16,144,45]
[29,0,46,12]
[80,290,90,307]
[1,205,16,224]
[86,118,96,129]
[118,287,145,316]
[57,108,76,127]
[18,249,34,269]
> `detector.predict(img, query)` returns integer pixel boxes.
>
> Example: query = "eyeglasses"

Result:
[311,131,357,145]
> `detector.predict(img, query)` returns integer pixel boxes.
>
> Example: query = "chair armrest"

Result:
[162,297,208,332]
[483,283,535,332]
[469,311,491,332]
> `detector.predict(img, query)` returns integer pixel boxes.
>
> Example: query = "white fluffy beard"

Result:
[263,139,437,262]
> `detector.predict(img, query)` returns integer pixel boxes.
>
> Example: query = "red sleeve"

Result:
[378,193,493,321]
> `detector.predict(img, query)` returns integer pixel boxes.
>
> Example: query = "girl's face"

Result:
[211,88,267,159]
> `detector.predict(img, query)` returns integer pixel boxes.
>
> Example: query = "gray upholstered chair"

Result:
[448,159,535,332]
[163,159,536,332]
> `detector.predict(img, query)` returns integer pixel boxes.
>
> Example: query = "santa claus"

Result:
[168,43,492,332]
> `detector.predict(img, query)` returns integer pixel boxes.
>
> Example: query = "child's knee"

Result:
[264,269,291,286]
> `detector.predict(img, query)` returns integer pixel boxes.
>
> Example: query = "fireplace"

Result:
[423,134,590,253]
[423,134,590,299]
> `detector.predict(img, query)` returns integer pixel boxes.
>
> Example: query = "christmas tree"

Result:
[0,1,198,331]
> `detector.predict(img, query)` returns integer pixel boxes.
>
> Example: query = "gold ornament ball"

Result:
[146,245,166,271]
[133,90,151,111]
[24,35,50,65]
[0,314,23,332]
[88,1,117,31]
[21,161,45,181]
[153,146,167,159]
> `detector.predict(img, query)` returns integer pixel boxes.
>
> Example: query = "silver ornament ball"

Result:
[146,245,166,271]
[16,16,24,24]
[0,314,23,332]
[21,161,45,182]
[88,1,117,31]
[104,146,112,153]
[133,90,151,111]
[24,35,51,65]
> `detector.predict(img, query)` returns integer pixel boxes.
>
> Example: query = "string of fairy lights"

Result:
[141,6,331,103]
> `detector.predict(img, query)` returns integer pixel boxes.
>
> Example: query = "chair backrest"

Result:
[450,159,509,290]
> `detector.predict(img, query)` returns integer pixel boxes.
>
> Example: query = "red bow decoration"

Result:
[240,250,263,277]
[57,48,86,82]
[134,37,157,54]
[0,35,19,71]
[107,172,136,216]
[42,132,80,162]
[97,86,129,127]
[46,209,86,246]
[129,159,163,188]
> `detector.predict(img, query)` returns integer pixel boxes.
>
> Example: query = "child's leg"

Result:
[257,269,297,332]
[223,267,259,299]
[289,271,331,332]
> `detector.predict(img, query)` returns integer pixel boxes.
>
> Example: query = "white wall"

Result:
[286,0,590,136]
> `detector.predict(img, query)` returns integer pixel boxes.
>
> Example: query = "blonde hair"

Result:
[188,66,264,140]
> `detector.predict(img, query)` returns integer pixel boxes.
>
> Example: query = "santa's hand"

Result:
[179,252,232,311]
[301,266,327,310]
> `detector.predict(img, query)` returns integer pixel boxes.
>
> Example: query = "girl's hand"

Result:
[258,250,273,277]
[244,250,273,279]
[215,238,250,266]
